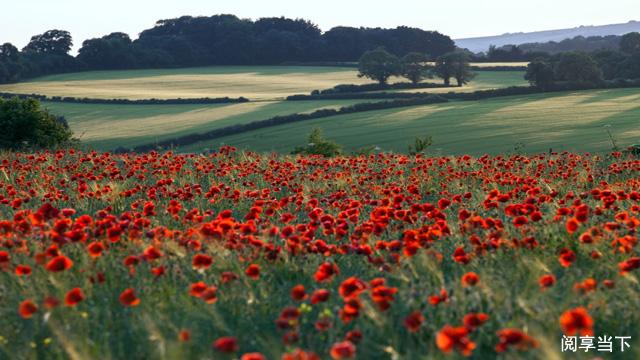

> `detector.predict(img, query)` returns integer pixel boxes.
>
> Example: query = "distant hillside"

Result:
[456,20,640,53]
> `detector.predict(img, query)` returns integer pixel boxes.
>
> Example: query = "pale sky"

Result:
[1,0,638,53]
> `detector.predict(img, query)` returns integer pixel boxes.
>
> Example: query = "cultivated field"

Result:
[43,100,366,150]
[182,88,640,154]
[0,66,381,101]
[0,67,525,101]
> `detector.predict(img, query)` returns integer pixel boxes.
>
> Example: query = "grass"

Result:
[179,88,640,154]
[43,100,366,150]
[0,66,378,101]
[0,66,525,101]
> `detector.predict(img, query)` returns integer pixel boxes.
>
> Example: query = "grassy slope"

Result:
[37,70,525,151]
[0,67,524,101]
[180,88,640,155]
[44,100,366,150]
[0,66,376,101]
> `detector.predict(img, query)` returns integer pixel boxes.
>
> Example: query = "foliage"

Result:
[291,128,342,156]
[0,97,74,149]
[435,51,476,86]
[0,16,456,84]
[620,32,640,55]
[400,52,431,84]
[357,48,402,85]
[407,135,433,155]
[525,59,555,90]
[554,52,603,83]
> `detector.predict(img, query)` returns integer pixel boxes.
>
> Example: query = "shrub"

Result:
[408,135,433,155]
[291,128,342,157]
[0,97,75,150]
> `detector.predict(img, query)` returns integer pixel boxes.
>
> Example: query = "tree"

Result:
[78,33,136,70]
[620,32,640,55]
[401,52,431,84]
[554,52,603,84]
[435,51,475,86]
[525,59,555,90]
[23,30,73,55]
[357,47,401,85]
[0,97,74,149]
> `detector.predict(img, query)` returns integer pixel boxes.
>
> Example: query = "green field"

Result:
[0,67,525,101]
[0,66,375,101]
[43,100,366,150]
[179,88,640,155]
[11,65,637,156]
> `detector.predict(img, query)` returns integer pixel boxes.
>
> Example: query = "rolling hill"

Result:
[456,20,640,53]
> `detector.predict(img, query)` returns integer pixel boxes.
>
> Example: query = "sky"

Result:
[1,0,638,53]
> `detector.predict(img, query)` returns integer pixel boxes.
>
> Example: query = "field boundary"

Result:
[0,92,250,105]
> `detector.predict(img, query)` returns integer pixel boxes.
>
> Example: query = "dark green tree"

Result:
[554,52,603,84]
[435,51,475,86]
[23,30,73,55]
[401,52,431,84]
[0,97,75,149]
[620,32,640,55]
[357,47,401,85]
[525,59,555,90]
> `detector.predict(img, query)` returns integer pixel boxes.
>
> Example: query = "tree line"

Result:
[357,48,475,86]
[469,32,640,62]
[525,33,640,89]
[0,15,456,84]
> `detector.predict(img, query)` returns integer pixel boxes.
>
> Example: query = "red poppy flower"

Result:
[87,242,106,258]
[201,287,218,304]
[19,299,38,319]
[436,325,475,356]
[538,274,556,289]
[192,254,213,269]
[403,311,424,333]
[241,353,266,360]
[565,218,579,233]
[64,288,85,307]
[15,264,32,276]
[189,282,208,297]
[290,284,307,301]
[245,264,260,279]
[330,341,356,359]
[46,255,73,272]
[119,288,140,307]
[143,246,163,261]
[213,336,239,353]
[220,271,239,283]
[463,313,489,330]
[345,330,363,343]
[178,329,191,342]
[558,248,576,267]
[461,272,479,287]
[310,289,330,304]
[282,349,321,360]
[618,257,640,274]
[314,262,339,282]
[560,307,594,336]
[43,296,60,309]
[495,328,539,353]
[338,277,367,299]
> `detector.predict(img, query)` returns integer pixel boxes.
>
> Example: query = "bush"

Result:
[0,97,75,149]
[408,135,433,155]
[291,128,342,157]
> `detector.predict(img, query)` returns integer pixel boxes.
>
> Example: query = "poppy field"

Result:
[2,148,640,359]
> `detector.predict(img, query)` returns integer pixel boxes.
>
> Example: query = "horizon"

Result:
[1,0,639,53]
